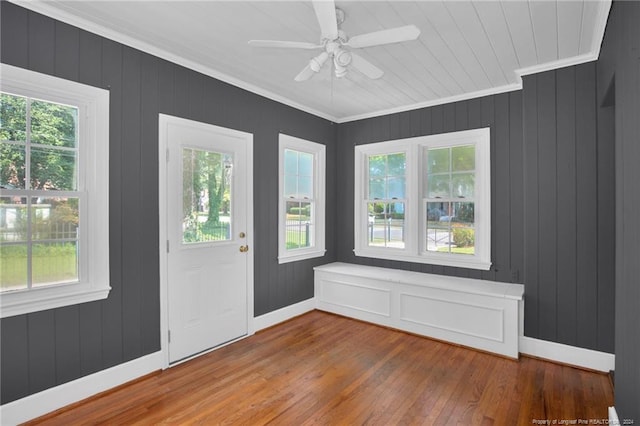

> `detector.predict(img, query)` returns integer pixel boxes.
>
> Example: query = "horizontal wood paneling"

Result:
[0,2,335,405]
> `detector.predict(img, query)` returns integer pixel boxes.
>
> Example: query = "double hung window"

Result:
[278,134,326,263]
[0,64,110,317]
[354,128,491,270]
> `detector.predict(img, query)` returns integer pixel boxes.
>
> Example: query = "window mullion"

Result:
[25,98,32,190]
[25,99,33,289]
[26,196,33,289]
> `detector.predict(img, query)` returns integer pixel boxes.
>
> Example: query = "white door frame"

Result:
[158,114,255,369]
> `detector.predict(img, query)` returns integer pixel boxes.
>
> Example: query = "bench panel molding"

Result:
[314,262,524,358]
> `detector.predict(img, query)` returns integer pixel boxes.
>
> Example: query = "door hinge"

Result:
[168,330,171,343]
[166,148,170,162]
[166,240,170,253]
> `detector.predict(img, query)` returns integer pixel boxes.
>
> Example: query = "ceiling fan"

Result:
[248,0,421,82]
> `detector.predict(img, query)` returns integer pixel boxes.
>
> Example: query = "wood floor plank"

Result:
[26,311,614,425]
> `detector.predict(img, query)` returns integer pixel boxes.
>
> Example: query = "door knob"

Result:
[239,245,249,253]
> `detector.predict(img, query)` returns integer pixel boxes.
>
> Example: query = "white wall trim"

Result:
[278,134,327,265]
[338,83,522,123]
[0,351,163,426]
[519,336,615,373]
[254,298,316,332]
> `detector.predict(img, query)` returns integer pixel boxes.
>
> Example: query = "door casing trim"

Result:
[158,114,255,369]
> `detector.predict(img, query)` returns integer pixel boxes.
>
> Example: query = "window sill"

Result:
[353,248,491,271]
[0,283,111,318]
[278,249,326,264]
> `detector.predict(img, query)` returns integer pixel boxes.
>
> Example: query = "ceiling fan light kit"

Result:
[248,0,421,82]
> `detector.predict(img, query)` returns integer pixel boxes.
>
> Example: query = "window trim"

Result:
[0,64,110,318]
[278,134,326,264]
[354,128,491,270]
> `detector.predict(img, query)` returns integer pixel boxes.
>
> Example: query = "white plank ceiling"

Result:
[14,0,611,122]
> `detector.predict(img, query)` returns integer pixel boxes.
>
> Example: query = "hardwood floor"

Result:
[28,311,614,425]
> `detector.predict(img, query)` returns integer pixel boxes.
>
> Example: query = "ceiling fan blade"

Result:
[294,64,316,82]
[312,0,338,40]
[347,25,421,49]
[350,53,384,79]
[248,40,321,49]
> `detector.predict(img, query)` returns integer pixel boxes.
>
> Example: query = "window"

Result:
[0,64,110,317]
[278,134,325,263]
[354,128,491,270]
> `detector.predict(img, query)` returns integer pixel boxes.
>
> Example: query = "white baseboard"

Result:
[253,298,315,332]
[519,336,615,372]
[0,351,163,426]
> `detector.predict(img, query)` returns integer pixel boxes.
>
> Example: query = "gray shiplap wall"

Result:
[337,94,525,285]
[522,65,615,352]
[336,63,616,354]
[0,2,335,404]
[598,1,640,419]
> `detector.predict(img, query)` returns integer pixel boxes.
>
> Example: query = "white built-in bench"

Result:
[314,262,524,358]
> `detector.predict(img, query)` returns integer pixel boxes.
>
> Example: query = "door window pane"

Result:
[182,148,232,243]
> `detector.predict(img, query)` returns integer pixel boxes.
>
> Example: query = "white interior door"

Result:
[162,116,252,364]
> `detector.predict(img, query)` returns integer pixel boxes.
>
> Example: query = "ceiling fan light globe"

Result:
[335,63,348,78]
[334,49,352,67]
[310,51,329,73]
